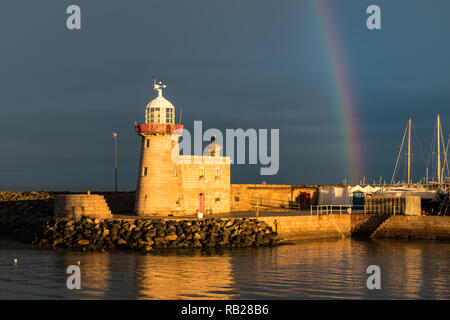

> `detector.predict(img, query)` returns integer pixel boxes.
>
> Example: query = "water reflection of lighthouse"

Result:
[135,252,235,299]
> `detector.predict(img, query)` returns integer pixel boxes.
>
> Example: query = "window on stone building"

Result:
[215,192,220,202]
[215,168,220,177]
[150,108,160,123]
[165,108,174,124]
[149,108,155,123]
[146,139,150,148]
[173,167,177,177]
[143,167,148,176]
[200,167,205,177]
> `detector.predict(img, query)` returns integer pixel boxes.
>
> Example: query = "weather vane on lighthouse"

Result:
[154,79,167,97]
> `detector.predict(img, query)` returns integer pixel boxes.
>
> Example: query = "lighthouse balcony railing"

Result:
[135,123,183,135]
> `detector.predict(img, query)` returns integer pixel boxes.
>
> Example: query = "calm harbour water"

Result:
[0,238,449,299]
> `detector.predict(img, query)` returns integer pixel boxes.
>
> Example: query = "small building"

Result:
[318,186,352,206]
[350,185,383,209]
[134,81,230,216]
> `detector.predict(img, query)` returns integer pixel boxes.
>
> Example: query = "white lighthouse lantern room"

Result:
[145,80,175,124]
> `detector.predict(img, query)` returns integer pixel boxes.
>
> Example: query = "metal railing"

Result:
[248,198,405,216]
[310,204,403,215]
[310,205,353,215]
[363,205,401,215]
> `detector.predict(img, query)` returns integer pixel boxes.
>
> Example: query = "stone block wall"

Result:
[101,192,135,214]
[54,194,112,219]
[135,134,231,216]
[350,214,389,236]
[135,134,183,215]
[255,214,352,241]
[230,184,319,211]
[372,215,450,240]
[177,155,231,215]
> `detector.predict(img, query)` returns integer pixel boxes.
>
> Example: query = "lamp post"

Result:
[112,132,118,192]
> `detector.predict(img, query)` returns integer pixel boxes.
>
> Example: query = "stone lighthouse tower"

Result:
[134,80,183,216]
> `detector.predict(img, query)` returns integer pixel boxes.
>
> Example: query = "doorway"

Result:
[199,193,205,213]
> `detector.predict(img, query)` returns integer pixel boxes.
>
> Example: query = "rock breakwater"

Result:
[0,192,54,237]
[32,216,285,252]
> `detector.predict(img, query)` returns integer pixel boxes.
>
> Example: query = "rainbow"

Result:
[310,0,365,184]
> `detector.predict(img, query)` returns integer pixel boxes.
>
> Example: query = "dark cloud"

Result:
[1,0,449,190]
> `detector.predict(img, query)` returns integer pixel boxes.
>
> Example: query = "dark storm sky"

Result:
[1,0,449,190]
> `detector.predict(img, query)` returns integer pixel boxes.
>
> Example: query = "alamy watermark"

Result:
[366,265,381,290]
[66,5,81,30]
[366,5,381,30]
[66,5,380,31]
[171,121,279,176]
[66,265,81,290]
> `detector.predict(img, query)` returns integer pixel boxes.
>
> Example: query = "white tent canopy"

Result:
[350,185,382,195]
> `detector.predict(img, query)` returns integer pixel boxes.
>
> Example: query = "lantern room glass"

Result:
[146,107,174,124]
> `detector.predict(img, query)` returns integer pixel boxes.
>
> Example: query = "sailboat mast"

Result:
[408,117,411,184]
[437,113,441,184]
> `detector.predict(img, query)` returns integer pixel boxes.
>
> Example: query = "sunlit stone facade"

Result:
[134,81,230,216]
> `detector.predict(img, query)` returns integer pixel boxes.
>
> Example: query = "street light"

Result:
[112,132,118,192]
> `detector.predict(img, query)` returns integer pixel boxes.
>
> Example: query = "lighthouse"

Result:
[134,80,231,216]
[134,80,183,216]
